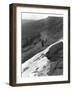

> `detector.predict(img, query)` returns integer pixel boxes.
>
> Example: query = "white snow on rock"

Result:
[22,39,63,77]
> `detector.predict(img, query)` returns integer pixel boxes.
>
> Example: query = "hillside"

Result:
[22,16,63,47]
[22,16,63,63]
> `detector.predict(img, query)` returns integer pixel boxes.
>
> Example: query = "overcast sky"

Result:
[22,13,49,20]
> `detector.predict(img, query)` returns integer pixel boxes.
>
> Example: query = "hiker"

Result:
[40,31,48,47]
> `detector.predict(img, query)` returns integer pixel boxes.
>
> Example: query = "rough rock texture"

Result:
[22,40,63,77]
[22,52,50,77]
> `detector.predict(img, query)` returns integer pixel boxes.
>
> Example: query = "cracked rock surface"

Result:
[22,40,63,77]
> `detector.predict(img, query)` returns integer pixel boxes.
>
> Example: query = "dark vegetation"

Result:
[46,42,63,75]
[46,42,63,62]
[22,16,63,63]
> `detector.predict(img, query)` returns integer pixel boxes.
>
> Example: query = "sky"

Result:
[22,13,49,20]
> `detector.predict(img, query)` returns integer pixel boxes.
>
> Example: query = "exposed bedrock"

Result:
[22,41,63,77]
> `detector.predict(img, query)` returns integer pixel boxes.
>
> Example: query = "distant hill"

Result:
[22,16,63,48]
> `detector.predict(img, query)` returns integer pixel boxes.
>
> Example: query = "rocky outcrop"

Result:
[22,40,63,77]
